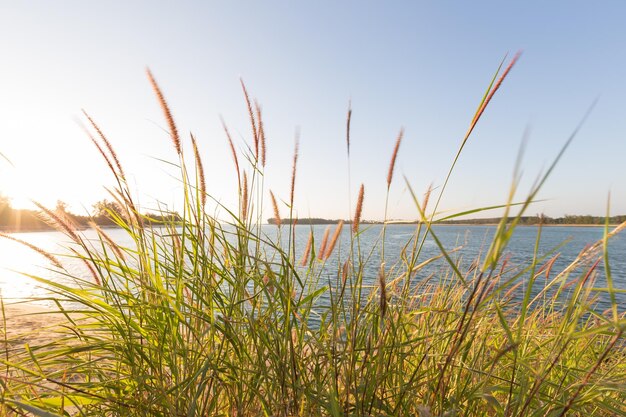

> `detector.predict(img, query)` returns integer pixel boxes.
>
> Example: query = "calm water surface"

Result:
[1,225,624,311]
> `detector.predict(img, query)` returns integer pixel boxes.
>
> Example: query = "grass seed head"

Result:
[386,128,404,189]
[324,220,344,260]
[290,135,299,207]
[353,184,365,234]
[300,231,313,266]
[270,190,280,226]
[318,226,330,260]
[146,68,181,155]
[240,78,259,161]
[191,133,206,208]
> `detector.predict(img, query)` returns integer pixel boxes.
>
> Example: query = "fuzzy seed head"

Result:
[318,226,330,260]
[290,135,299,208]
[324,221,344,260]
[386,128,404,188]
[300,231,313,266]
[147,68,181,155]
[353,184,365,234]
[191,134,206,208]
[270,190,281,226]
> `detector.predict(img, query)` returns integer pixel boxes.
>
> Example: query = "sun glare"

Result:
[1,167,44,210]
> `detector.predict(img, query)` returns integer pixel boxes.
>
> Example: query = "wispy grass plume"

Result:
[353,184,364,233]
[147,68,181,155]
[386,128,404,189]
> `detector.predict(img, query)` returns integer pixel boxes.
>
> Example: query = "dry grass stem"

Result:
[353,184,365,234]
[147,68,181,155]
[386,128,404,188]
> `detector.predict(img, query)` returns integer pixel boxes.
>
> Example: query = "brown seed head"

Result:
[318,226,330,260]
[240,78,259,161]
[242,171,249,220]
[82,110,126,181]
[35,201,81,243]
[300,231,313,266]
[422,183,433,217]
[191,133,206,208]
[353,184,365,234]
[146,68,181,155]
[386,128,404,188]
[290,134,299,208]
[324,221,344,260]
[269,190,281,226]
[466,52,521,141]
[255,100,266,167]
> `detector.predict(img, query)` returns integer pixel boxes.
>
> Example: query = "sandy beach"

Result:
[1,303,71,348]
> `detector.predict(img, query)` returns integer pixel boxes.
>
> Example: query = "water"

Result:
[1,224,624,311]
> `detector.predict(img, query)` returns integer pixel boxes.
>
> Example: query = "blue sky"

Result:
[1,2,624,220]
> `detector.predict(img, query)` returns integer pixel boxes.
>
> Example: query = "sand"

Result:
[1,303,71,348]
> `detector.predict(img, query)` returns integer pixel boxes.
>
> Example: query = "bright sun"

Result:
[1,165,46,210]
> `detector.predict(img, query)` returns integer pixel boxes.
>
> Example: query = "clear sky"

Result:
[1,1,625,221]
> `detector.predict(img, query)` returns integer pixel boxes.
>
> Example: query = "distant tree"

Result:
[55,200,69,214]
[0,194,12,226]
[93,199,124,225]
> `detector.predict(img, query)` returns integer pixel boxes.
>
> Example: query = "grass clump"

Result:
[1,57,625,416]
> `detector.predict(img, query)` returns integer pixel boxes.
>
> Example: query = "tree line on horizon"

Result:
[0,196,180,232]
[3,194,623,232]
[268,214,626,226]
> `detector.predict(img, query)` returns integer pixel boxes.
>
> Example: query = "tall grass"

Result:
[1,57,625,416]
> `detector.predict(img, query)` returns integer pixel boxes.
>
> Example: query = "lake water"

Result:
[1,224,624,312]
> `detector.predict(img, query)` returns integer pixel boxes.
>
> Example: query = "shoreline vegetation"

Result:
[1,200,624,234]
[267,215,626,227]
[0,198,181,233]
[2,58,625,416]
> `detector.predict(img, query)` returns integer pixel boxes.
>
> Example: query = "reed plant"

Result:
[1,57,625,416]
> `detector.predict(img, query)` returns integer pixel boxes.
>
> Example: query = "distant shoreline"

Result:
[0,222,619,234]
[267,216,626,228]
[265,222,619,228]
[426,223,618,228]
